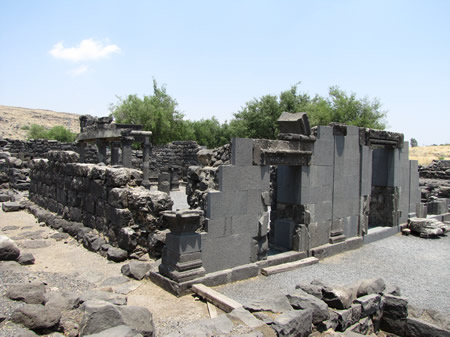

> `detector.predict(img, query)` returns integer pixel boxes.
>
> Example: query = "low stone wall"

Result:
[419,159,450,180]
[28,151,173,258]
[0,151,30,191]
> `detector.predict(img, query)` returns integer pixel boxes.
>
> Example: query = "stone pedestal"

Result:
[159,209,205,283]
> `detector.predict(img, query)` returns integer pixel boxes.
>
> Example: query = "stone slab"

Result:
[218,165,270,192]
[192,284,243,313]
[231,138,254,166]
[261,257,319,276]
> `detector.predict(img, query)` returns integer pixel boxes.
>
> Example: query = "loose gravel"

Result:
[217,233,450,316]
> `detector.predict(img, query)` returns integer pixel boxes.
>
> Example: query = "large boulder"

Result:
[357,278,386,297]
[107,247,128,262]
[408,218,449,238]
[79,300,154,337]
[6,282,46,304]
[244,295,293,313]
[121,261,152,281]
[322,286,353,310]
[11,304,61,331]
[286,289,329,323]
[0,235,20,260]
[271,309,313,337]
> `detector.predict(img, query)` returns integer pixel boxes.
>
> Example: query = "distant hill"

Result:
[0,105,80,140]
[410,145,450,166]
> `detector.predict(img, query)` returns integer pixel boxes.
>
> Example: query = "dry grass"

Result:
[0,105,80,140]
[410,145,450,166]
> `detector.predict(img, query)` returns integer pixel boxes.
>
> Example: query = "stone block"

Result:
[272,309,313,337]
[206,190,248,218]
[165,232,202,255]
[232,214,259,237]
[406,317,450,337]
[308,221,331,248]
[231,138,254,166]
[202,233,252,273]
[205,218,232,238]
[218,165,270,192]
[308,201,333,223]
[354,294,381,317]
[230,263,258,282]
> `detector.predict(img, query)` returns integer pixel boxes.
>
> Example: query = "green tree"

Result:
[26,124,76,142]
[410,138,418,147]
[231,85,387,140]
[110,79,185,145]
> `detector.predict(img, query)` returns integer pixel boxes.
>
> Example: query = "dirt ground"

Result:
[0,206,209,336]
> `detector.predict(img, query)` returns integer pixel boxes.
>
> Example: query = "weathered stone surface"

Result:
[80,300,154,337]
[17,252,36,265]
[0,235,20,260]
[2,201,23,212]
[383,294,408,319]
[227,307,266,328]
[164,314,234,337]
[271,309,313,337]
[6,282,46,304]
[83,324,142,337]
[45,292,73,311]
[286,289,329,323]
[354,294,381,317]
[244,295,293,313]
[357,278,386,297]
[295,282,323,299]
[83,233,106,252]
[322,286,353,309]
[408,217,448,237]
[77,290,127,306]
[11,304,61,331]
[107,247,128,262]
[121,261,152,281]
[406,317,450,337]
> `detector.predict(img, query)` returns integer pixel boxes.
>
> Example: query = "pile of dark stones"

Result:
[165,278,450,337]
[0,151,31,191]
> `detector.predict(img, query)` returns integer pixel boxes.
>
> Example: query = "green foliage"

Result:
[26,124,76,142]
[410,138,418,147]
[110,79,185,145]
[21,125,30,130]
[110,80,388,148]
[232,85,387,140]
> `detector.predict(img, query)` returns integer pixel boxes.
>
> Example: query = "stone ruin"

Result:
[1,113,449,293]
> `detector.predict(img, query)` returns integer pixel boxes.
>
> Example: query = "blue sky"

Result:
[1,0,449,145]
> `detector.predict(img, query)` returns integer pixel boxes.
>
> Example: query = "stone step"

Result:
[330,229,344,237]
[329,234,346,244]
[261,257,319,276]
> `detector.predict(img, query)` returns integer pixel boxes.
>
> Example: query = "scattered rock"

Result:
[408,218,448,238]
[2,225,19,231]
[17,252,36,265]
[0,234,20,260]
[11,303,62,331]
[77,290,127,306]
[244,295,293,313]
[295,282,324,299]
[271,309,313,337]
[19,240,51,249]
[6,282,46,304]
[121,261,152,280]
[357,278,386,297]
[79,300,154,337]
[2,201,24,212]
[286,289,329,323]
[50,232,69,241]
[322,286,353,310]
[83,324,142,337]
[107,247,128,262]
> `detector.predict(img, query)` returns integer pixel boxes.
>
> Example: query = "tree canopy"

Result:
[231,85,387,140]
[110,81,387,148]
[26,124,77,142]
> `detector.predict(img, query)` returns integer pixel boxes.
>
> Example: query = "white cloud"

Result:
[69,64,89,76]
[49,38,120,62]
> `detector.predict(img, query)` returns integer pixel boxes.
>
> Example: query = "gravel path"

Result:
[217,233,450,316]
